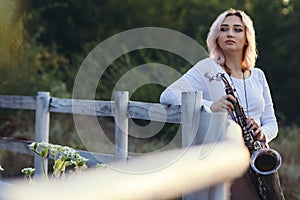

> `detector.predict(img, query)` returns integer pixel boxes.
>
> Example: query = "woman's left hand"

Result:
[247,117,266,142]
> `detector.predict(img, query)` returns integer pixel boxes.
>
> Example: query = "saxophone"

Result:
[205,72,283,200]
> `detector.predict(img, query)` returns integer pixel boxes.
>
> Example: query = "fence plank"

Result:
[0,94,180,123]
[128,101,181,123]
[114,91,129,161]
[0,139,33,155]
[34,92,50,177]
[0,95,36,110]
[78,151,115,165]
[50,97,114,116]
[51,98,181,123]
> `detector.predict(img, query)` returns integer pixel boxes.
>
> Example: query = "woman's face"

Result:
[217,15,247,54]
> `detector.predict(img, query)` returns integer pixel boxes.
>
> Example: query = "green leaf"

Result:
[40,147,49,158]
[53,158,64,177]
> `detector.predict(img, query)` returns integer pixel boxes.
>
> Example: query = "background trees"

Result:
[2,0,296,124]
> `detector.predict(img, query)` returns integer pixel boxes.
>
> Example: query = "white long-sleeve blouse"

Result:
[160,58,278,143]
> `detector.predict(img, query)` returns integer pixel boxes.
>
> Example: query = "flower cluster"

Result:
[27,141,89,179]
[21,167,35,175]
[21,167,35,181]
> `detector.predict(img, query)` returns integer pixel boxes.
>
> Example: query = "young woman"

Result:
[160,9,284,200]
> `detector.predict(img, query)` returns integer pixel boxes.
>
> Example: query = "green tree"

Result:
[5,0,300,123]
[249,0,300,124]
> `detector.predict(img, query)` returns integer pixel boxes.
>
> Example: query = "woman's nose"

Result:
[227,29,233,37]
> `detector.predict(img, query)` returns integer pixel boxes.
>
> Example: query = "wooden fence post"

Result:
[182,90,229,200]
[181,91,203,200]
[114,91,129,161]
[34,91,50,177]
[181,91,202,148]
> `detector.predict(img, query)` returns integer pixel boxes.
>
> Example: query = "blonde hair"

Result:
[206,9,257,70]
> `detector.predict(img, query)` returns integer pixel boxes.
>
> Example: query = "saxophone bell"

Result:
[250,148,282,175]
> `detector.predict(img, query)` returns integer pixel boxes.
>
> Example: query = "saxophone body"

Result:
[205,72,284,200]
[210,72,282,175]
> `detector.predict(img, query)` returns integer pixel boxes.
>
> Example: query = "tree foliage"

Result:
[2,0,299,124]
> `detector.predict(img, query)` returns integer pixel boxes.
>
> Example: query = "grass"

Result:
[271,125,300,200]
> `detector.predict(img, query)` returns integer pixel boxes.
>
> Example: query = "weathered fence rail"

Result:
[0,91,182,169]
[0,91,249,200]
[0,94,181,122]
[0,95,36,110]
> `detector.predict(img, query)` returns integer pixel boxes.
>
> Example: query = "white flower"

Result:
[0,165,4,171]
[28,142,37,150]
[61,146,77,160]
[40,141,50,148]
[49,144,61,156]
[21,167,35,175]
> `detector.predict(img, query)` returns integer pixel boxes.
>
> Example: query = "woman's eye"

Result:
[220,27,228,32]
[234,28,244,32]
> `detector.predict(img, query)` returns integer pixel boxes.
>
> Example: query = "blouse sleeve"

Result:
[259,70,278,143]
[160,65,213,107]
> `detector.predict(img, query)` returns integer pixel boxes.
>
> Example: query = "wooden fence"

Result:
[0,91,249,200]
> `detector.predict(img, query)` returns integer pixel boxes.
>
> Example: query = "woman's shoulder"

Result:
[252,67,264,74]
[251,67,268,84]
[192,57,221,72]
[252,67,266,77]
[194,57,218,66]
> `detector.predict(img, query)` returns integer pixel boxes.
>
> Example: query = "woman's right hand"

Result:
[210,94,236,114]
